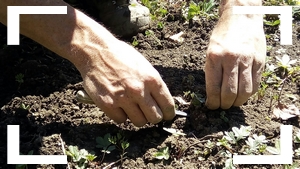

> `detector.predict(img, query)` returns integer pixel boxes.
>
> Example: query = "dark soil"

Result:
[0,2,300,169]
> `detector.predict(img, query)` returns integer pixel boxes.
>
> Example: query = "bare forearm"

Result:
[0,0,118,72]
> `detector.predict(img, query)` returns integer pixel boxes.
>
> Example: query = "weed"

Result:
[157,21,164,29]
[264,19,280,27]
[266,139,281,155]
[256,53,299,119]
[244,134,268,154]
[162,127,187,159]
[183,90,205,107]
[284,163,300,169]
[145,29,162,46]
[203,140,216,156]
[131,37,139,47]
[15,73,24,89]
[66,145,96,169]
[141,0,168,21]
[108,132,130,164]
[185,0,217,20]
[294,130,300,143]
[223,125,252,145]
[96,133,116,163]
[220,150,236,169]
[220,111,229,123]
[19,103,30,110]
[154,146,170,160]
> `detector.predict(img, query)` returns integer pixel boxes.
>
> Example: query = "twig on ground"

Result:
[59,134,70,169]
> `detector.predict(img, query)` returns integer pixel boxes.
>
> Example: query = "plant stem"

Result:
[100,152,106,164]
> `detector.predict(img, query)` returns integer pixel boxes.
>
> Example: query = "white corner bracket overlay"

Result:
[7,6,67,45]
[233,125,293,165]
[233,6,293,45]
[7,125,67,164]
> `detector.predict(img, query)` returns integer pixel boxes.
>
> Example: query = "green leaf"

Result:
[96,133,112,149]
[121,141,129,150]
[105,145,116,153]
[86,154,97,161]
[266,146,280,155]
[154,147,170,160]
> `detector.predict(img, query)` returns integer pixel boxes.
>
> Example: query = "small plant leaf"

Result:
[294,130,300,143]
[266,146,280,155]
[154,147,170,160]
[96,133,112,149]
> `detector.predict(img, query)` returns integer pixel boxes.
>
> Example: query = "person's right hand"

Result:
[78,39,175,127]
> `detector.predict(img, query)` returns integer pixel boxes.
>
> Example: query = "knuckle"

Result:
[100,96,117,108]
[224,87,238,97]
[125,82,144,96]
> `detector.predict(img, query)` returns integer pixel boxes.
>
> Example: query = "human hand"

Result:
[205,9,266,109]
[78,40,175,126]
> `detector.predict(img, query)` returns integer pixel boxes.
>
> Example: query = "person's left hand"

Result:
[205,10,266,109]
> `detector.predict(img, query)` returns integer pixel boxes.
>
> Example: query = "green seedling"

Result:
[154,146,170,160]
[203,140,216,156]
[276,54,297,72]
[157,21,164,29]
[131,37,139,47]
[244,134,268,154]
[266,139,281,155]
[186,0,217,20]
[220,111,229,123]
[264,19,280,26]
[145,29,161,46]
[16,150,33,169]
[182,90,205,107]
[284,163,300,169]
[220,151,236,169]
[96,133,116,163]
[294,130,300,143]
[224,125,252,144]
[15,73,24,89]
[141,0,168,21]
[108,132,129,164]
[66,145,96,169]
[19,103,30,110]
[162,127,187,159]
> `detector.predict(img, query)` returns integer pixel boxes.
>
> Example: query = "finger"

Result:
[100,106,128,124]
[122,104,147,127]
[233,61,253,106]
[252,58,265,95]
[83,83,128,124]
[138,94,164,124]
[221,64,239,109]
[149,79,175,121]
[205,53,222,110]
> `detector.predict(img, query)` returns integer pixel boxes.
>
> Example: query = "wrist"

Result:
[63,11,119,74]
[219,0,262,16]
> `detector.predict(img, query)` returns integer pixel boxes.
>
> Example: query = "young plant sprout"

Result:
[154,147,170,160]
[66,145,97,169]
[96,133,116,163]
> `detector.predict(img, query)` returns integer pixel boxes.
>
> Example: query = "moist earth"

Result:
[0,2,300,169]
